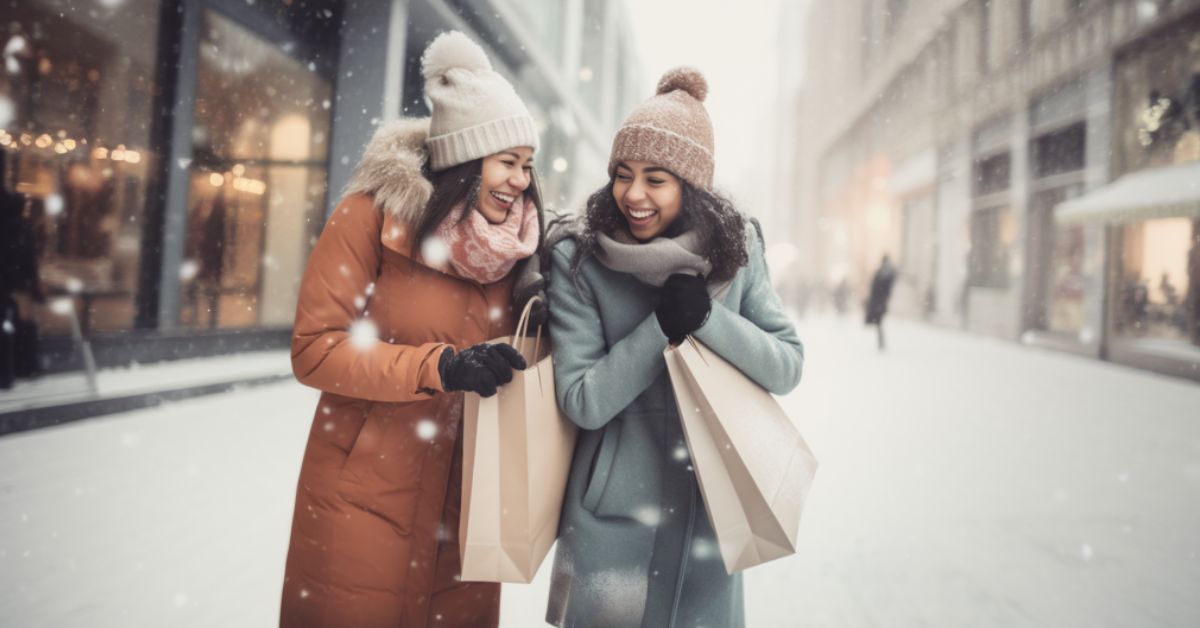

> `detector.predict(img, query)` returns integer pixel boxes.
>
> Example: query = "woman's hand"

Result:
[438,343,527,397]
[655,273,711,345]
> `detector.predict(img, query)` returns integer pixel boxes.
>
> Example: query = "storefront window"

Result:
[1033,123,1085,177]
[179,10,331,329]
[1,0,161,336]
[1115,218,1200,345]
[1048,222,1086,333]
[973,152,1011,196]
[968,205,1015,289]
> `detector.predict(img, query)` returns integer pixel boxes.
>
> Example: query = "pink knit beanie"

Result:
[608,67,714,190]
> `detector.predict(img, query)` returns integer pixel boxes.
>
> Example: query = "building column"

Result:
[325,0,409,217]
[1083,63,1114,358]
[1010,96,1032,341]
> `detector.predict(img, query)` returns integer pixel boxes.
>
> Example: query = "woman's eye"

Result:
[648,178,664,185]
[616,174,631,181]
[503,161,516,167]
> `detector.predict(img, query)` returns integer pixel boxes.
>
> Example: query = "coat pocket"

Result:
[579,412,665,522]
[339,404,383,481]
[335,404,429,536]
[580,422,620,513]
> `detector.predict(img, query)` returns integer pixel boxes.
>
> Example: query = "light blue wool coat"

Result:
[544,223,804,628]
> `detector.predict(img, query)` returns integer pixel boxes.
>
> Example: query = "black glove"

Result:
[655,273,711,345]
[438,343,527,397]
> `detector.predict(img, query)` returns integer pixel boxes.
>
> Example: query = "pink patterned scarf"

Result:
[432,195,540,284]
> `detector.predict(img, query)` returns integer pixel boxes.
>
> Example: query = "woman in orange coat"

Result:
[279,32,544,628]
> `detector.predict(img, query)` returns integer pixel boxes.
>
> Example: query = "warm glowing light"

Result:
[209,172,225,187]
[93,147,109,160]
[35,134,52,148]
[231,164,245,176]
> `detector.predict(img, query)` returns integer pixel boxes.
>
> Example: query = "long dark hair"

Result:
[571,176,749,284]
[411,158,546,259]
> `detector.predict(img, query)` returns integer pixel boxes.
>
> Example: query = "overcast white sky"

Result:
[624,0,801,212]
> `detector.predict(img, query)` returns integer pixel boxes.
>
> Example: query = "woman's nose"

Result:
[509,169,530,191]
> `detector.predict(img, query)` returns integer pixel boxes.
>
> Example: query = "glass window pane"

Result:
[180,10,332,330]
[1,0,161,336]
[1115,218,1199,344]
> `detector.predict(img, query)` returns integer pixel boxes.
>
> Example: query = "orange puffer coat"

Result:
[279,118,521,627]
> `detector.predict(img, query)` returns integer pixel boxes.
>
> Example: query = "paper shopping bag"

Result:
[460,297,578,583]
[664,337,817,574]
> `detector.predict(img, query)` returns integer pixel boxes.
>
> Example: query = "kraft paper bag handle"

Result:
[510,296,549,392]
[512,295,541,354]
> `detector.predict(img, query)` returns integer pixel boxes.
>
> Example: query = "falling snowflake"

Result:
[489,306,502,321]
[673,445,689,461]
[1081,544,1094,562]
[416,420,438,441]
[49,298,75,316]
[632,505,661,527]
[44,193,64,217]
[179,259,199,281]
[692,538,714,560]
[422,236,450,267]
[173,593,188,607]
[348,319,378,349]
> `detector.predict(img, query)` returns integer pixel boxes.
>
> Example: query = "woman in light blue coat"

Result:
[544,68,805,628]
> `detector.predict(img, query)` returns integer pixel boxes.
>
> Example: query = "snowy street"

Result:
[2,316,1199,627]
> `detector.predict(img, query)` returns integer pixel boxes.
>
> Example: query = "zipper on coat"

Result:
[665,480,698,628]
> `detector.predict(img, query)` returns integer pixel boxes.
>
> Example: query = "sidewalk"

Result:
[0,351,292,435]
[1,316,1198,627]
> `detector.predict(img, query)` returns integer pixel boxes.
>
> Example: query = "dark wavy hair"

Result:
[410,158,545,259]
[571,176,749,284]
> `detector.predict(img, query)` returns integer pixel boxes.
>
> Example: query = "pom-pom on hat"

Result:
[421,31,539,171]
[608,66,715,189]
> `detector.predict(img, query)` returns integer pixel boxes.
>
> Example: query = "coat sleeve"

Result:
[692,226,804,395]
[290,197,449,402]
[547,244,671,431]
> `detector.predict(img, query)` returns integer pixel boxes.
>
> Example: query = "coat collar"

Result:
[341,117,434,256]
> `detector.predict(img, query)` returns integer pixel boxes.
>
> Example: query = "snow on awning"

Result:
[1056,160,1200,224]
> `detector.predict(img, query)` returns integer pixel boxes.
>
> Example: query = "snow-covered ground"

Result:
[2,316,1198,627]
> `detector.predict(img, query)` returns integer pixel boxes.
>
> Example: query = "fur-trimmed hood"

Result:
[342,117,434,223]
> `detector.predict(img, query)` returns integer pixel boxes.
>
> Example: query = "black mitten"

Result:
[655,273,712,344]
[438,343,527,397]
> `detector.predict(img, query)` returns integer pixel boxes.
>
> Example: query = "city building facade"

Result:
[0,0,640,383]
[796,0,1200,381]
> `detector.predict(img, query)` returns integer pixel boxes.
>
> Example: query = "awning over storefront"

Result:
[1056,161,1200,223]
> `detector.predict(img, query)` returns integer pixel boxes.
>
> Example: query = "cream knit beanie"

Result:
[608,67,714,190]
[421,31,539,171]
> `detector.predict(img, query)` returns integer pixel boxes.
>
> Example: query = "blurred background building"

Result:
[0,0,640,387]
[793,0,1200,382]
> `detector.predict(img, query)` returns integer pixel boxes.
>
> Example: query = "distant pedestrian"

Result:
[865,254,897,351]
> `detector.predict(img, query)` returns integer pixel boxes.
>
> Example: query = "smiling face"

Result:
[475,147,534,224]
[611,160,683,241]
